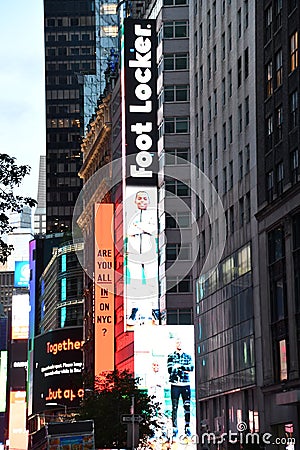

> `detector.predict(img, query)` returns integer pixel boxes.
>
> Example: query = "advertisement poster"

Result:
[134,326,196,448]
[14,261,30,288]
[124,186,159,330]
[11,294,30,340]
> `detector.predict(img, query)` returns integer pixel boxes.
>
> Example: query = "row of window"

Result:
[47,132,81,144]
[158,117,190,137]
[265,32,298,98]
[266,150,299,201]
[265,1,297,43]
[47,104,80,114]
[158,85,189,107]
[47,118,81,129]
[158,53,189,75]
[47,33,93,42]
[46,47,95,58]
[158,21,189,43]
[47,17,94,27]
[265,91,298,151]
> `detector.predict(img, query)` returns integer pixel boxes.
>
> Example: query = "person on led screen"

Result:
[167,337,194,440]
[125,190,158,326]
[148,360,165,408]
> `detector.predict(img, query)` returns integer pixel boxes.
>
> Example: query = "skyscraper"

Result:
[44,0,96,233]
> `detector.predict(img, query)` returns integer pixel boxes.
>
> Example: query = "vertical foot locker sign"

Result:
[94,203,115,375]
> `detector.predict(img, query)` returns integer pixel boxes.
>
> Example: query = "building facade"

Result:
[256,0,300,441]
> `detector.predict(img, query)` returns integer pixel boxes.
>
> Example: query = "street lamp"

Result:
[45,402,67,415]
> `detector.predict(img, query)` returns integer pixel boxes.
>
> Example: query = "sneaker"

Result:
[172,427,178,441]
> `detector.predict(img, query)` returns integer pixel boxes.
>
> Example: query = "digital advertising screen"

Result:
[8,391,28,450]
[11,294,30,340]
[124,186,159,331]
[134,326,196,448]
[32,327,84,414]
[10,341,27,390]
[94,203,115,376]
[14,261,30,288]
[0,351,7,413]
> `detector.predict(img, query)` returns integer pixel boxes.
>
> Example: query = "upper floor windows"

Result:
[164,53,189,71]
[266,61,273,97]
[164,85,189,102]
[163,0,188,5]
[275,49,283,88]
[164,21,188,39]
[265,5,272,42]
[290,31,298,73]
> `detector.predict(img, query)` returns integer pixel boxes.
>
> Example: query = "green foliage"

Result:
[0,153,37,263]
[77,370,160,449]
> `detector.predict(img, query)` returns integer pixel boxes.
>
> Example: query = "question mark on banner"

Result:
[102,328,107,336]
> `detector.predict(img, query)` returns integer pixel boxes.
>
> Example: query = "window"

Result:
[228,70,232,97]
[165,148,190,165]
[208,97,212,122]
[195,73,198,97]
[276,162,284,195]
[214,133,218,159]
[164,85,189,102]
[208,140,212,165]
[223,123,227,150]
[244,47,249,78]
[163,0,188,4]
[214,89,217,116]
[239,151,243,180]
[245,96,249,126]
[237,8,242,38]
[271,2,281,29]
[266,115,273,151]
[165,179,190,196]
[213,1,216,27]
[213,46,217,72]
[194,31,198,57]
[222,78,226,105]
[167,276,192,292]
[275,50,283,88]
[223,167,227,193]
[164,117,189,133]
[276,105,283,142]
[290,90,298,130]
[208,54,211,80]
[290,31,298,72]
[278,339,288,381]
[229,116,233,143]
[267,170,274,202]
[245,192,250,222]
[228,23,232,51]
[199,24,203,48]
[244,0,249,28]
[245,144,250,174]
[238,56,242,87]
[207,10,211,38]
[238,104,243,132]
[167,308,192,325]
[164,21,188,38]
[166,243,191,260]
[164,53,189,70]
[166,212,190,229]
[266,61,273,97]
[265,5,272,42]
[291,149,299,184]
[230,206,234,233]
[199,66,203,91]
[222,32,226,59]
[229,161,233,189]
[269,227,284,263]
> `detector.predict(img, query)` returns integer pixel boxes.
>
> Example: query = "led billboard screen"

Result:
[94,203,115,375]
[0,351,7,413]
[8,391,28,450]
[123,18,158,186]
[32,327,84,414]
[134,326,196,447]
[124,186,159,330]
[14,261,30,288]
[11,294,29,340]
[10,341,28,390]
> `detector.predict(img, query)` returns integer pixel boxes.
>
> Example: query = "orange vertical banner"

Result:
[94,203,115,375]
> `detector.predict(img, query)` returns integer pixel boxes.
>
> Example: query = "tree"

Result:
[77,370,160,449]
[0,153,37,264]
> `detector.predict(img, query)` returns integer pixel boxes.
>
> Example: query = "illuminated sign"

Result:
[124,186,159,330]
[94,203,115,375]
[123,18,158,185]
[14,261,30,288]
[8,391,28,450]
[134,326,196,447]
[32,327,84,414]
[10,341,27,390]
[0,351,7,412]
[11,294,29,340]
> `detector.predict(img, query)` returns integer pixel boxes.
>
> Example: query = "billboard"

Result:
[32,327,84,414]
[123,18,158,186]
[8,391,28,450]
[14,261,30,288]
[134,326,196,447]
[0,351,7,413]
[94,203,115,375]
[124,186,159,330]
[11,294,30,340]
[10,341,28,390]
